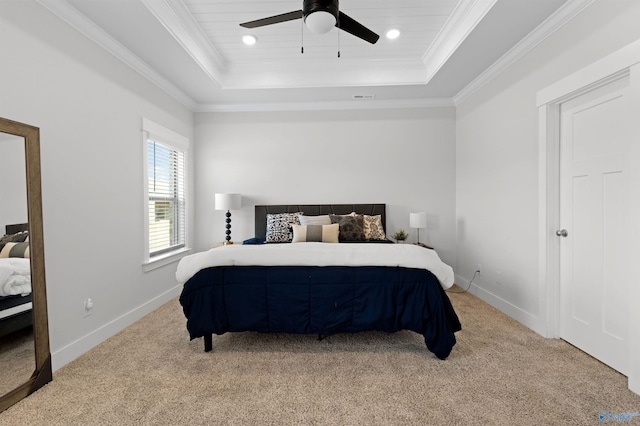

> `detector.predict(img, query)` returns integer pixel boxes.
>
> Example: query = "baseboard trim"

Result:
[454,275,544,336]
[51,284,183,371]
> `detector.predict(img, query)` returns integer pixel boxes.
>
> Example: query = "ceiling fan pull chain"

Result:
[337,20,341,58]
[301,19,304,54]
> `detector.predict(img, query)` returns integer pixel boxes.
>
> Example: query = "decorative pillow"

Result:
[291,224,339,243]
[0,231,29,252]
[363,215,386,240]
[299,215,332,226]
[265,212,302,243]
[330,214,366,242]
[0,241,30,258]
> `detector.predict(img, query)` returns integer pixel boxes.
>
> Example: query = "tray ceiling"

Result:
[37,0,589,111]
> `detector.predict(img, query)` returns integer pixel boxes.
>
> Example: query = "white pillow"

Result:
[291,224,339,243]
[298,214,332,226]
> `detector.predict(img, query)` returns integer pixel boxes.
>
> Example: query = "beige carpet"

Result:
[1,287,638,425]
[0,327,34,396]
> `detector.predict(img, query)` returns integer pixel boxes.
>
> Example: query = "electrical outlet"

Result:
[496,271,502,285]
[476,264,482,275]
[83,298,94,317]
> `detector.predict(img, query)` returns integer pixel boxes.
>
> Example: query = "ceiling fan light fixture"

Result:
[242,35,258,45]
[239,0,378,44]
[304,10,336,34]
[386,29,400,40]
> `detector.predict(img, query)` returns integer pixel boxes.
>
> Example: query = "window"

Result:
[142,118,189,266]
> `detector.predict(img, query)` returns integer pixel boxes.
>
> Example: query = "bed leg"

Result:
[318,334,325,341]
[204,334,213,352]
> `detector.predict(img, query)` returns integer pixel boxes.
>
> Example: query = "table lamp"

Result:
[215,193,241,245]
[410,212,427,246]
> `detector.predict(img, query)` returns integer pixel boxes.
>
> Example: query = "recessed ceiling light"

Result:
[386,29,400,40]
[242,35,257,45]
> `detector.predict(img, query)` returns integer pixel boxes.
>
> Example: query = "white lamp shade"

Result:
[410,212,427,229]
[305,11,336,34]
[215,193,241,211]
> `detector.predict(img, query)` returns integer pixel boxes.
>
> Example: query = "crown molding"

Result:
[36,0,198,110]
[140,0,227,87]
[453,0,597,105]
[422,0,498,84]
[196,97,455,113]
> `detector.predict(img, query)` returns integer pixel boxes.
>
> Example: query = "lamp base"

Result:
[223,210,233,246]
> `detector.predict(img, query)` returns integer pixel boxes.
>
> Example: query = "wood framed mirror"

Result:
[0,117,52,412]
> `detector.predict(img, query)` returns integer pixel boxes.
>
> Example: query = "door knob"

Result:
[556,229,568,237]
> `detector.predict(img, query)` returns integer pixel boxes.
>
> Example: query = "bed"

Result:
[0,223,32,339]
[177,204,461,359]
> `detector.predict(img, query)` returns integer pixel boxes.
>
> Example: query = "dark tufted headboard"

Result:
[5,223,28,235]
[254,204,386,239]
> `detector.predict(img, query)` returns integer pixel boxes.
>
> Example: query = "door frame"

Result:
[537,39,640,394]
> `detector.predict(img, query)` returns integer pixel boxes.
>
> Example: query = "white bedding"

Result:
[0,258,31,297]
[176,243,454,290]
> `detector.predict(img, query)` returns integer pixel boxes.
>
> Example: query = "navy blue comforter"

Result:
[179,265,461,359]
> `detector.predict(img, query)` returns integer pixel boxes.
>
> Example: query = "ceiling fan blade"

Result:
[240,10,303,28]
[337,11,379,44]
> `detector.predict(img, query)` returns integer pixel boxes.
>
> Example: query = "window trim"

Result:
[142,118,190,271]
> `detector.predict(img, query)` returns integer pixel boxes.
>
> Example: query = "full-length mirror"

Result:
[0,117,51,412]
[0,132,32,396]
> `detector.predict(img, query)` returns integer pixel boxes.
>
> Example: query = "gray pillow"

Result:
[330,214,366,242]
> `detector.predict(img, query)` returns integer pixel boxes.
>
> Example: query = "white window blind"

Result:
[147,138,186,258]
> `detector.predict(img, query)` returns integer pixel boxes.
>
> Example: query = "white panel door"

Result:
[559,76,631,375]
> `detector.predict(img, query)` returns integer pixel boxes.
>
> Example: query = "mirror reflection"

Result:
[0,133,34,396]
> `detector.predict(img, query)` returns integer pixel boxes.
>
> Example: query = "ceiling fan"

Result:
[239,0,380,45]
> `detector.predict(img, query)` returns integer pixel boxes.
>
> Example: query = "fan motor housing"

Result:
[303,0,339,20]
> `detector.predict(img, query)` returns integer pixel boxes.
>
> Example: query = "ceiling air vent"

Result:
[352,94,375,100]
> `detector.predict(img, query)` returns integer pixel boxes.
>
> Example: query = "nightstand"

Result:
[212,242,235,248]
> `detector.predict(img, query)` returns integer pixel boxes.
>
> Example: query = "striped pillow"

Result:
[0,230,28,252]
[291,224,339,243]
[0,241,30,258]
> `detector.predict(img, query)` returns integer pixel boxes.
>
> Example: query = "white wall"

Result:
[0,1,194,370]
[455,0,640,393]
[194,108,457,266]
